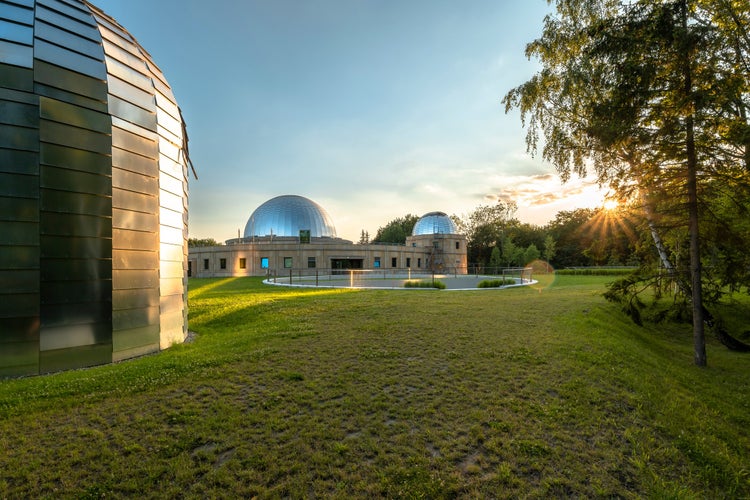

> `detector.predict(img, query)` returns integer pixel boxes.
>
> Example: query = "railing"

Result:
[265,266,534,287]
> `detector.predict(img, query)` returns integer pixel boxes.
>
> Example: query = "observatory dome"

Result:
[412,212,458,236]
[244,195,337,238]
[0,0,191,376]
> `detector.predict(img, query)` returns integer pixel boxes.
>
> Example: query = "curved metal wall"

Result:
[0,0,190,376]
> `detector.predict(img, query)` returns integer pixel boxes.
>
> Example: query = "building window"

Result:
[417,258,421,268]
[456,241,460,250]
[239,258,246,269]
[374,257,381,268]
[220,258,227,269]
[203,259,209,270]
[406,257,411,268]
[391,257,397,268]
[284,257,293,268]
[261,257,269,269]
[188,261,192,277]
[308,257,316,268]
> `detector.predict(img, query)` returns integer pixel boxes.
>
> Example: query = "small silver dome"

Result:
[412,212,457,236]
[244,195,337,238]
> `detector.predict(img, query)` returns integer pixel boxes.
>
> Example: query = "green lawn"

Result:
[1,275,748,498]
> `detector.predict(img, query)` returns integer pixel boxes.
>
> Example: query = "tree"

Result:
[358,230,370,245]
[188,237,220,247]
[459,201,518,264]
[500,235,518,267]
[543,235,557,270]
[489,246,502,271]
[372,214,419,244]
[504,0,750,365]
[523,243,541,266]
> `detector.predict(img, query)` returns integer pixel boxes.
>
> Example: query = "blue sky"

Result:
[94,0,606,241]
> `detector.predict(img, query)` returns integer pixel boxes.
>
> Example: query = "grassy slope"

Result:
[0,275,748,498]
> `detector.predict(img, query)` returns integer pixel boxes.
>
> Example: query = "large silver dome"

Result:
[244,195,337,238]
[412,212,458,236]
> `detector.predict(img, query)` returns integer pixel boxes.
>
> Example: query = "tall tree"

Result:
[372,215,419,244]
[504,0,750,365]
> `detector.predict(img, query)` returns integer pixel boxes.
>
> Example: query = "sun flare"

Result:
[602,198,619,211]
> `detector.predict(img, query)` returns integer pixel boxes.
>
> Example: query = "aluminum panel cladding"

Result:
[0,0,192,377]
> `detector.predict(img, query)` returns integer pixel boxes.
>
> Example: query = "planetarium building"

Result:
[189,196,468,278]
[1,1,191,376]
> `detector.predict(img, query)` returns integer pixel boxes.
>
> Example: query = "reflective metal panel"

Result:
[34,60,108,104]
[34,39,106,80]
[0,99,37,126]
[40,120,111,154]
[112,147,158,177]
[0,3,34,26]
[35,20,103,60]
[112,188,157,213]
[0,147,38,175]
[0,220,39,245]
[0,196,37,222]
[111,125,158,157]
[0,63,33,91]
[41,258,110,281]
[40,96,110,132]
[37,0,97,27]
[35,5,100,42]
[41,235,110,259]
[40,189,110,216]
[112,228,158,251]
[40,143,109,175]
[0,172,39,198]
[0,19,33,44]
[0,124,39,150]
[112,208,158,232]
[40,212,112,238]
[0,39,33,67]
[111,169,157,196]
[40,165,111,195]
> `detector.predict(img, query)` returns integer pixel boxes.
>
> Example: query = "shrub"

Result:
[477,279,515,288]
[556,267,636,276]
[404,280,446,289]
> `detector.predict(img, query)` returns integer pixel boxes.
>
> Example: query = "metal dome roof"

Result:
[412,211,458,236]
[244,195,337,238]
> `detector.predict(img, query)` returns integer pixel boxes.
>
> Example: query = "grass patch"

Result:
[0,275,748,497]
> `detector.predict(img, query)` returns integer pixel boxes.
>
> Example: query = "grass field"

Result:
[0,275,748,498]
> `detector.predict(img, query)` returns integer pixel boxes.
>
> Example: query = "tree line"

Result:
[367,201,637,269]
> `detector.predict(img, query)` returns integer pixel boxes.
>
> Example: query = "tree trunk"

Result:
[680,0,707,367]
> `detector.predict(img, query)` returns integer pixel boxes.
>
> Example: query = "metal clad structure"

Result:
[243,195,338,239]
[0,0,190,376]
[412,212,458,236]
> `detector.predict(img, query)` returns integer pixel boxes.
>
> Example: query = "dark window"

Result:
[284,257,292,268]
[261,257,269,269]
[239,258,246,269]
[417,258,421,268]
[308,257,316,268]
[188,261,192,277]
[455,241,460,250]
[203,259,209,270]
[220,258,227,269]
[374,257,381,268]
[391,257,397,268]
[406,258,411,268]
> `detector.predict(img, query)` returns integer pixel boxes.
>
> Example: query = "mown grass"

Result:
[0,275,748,498]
